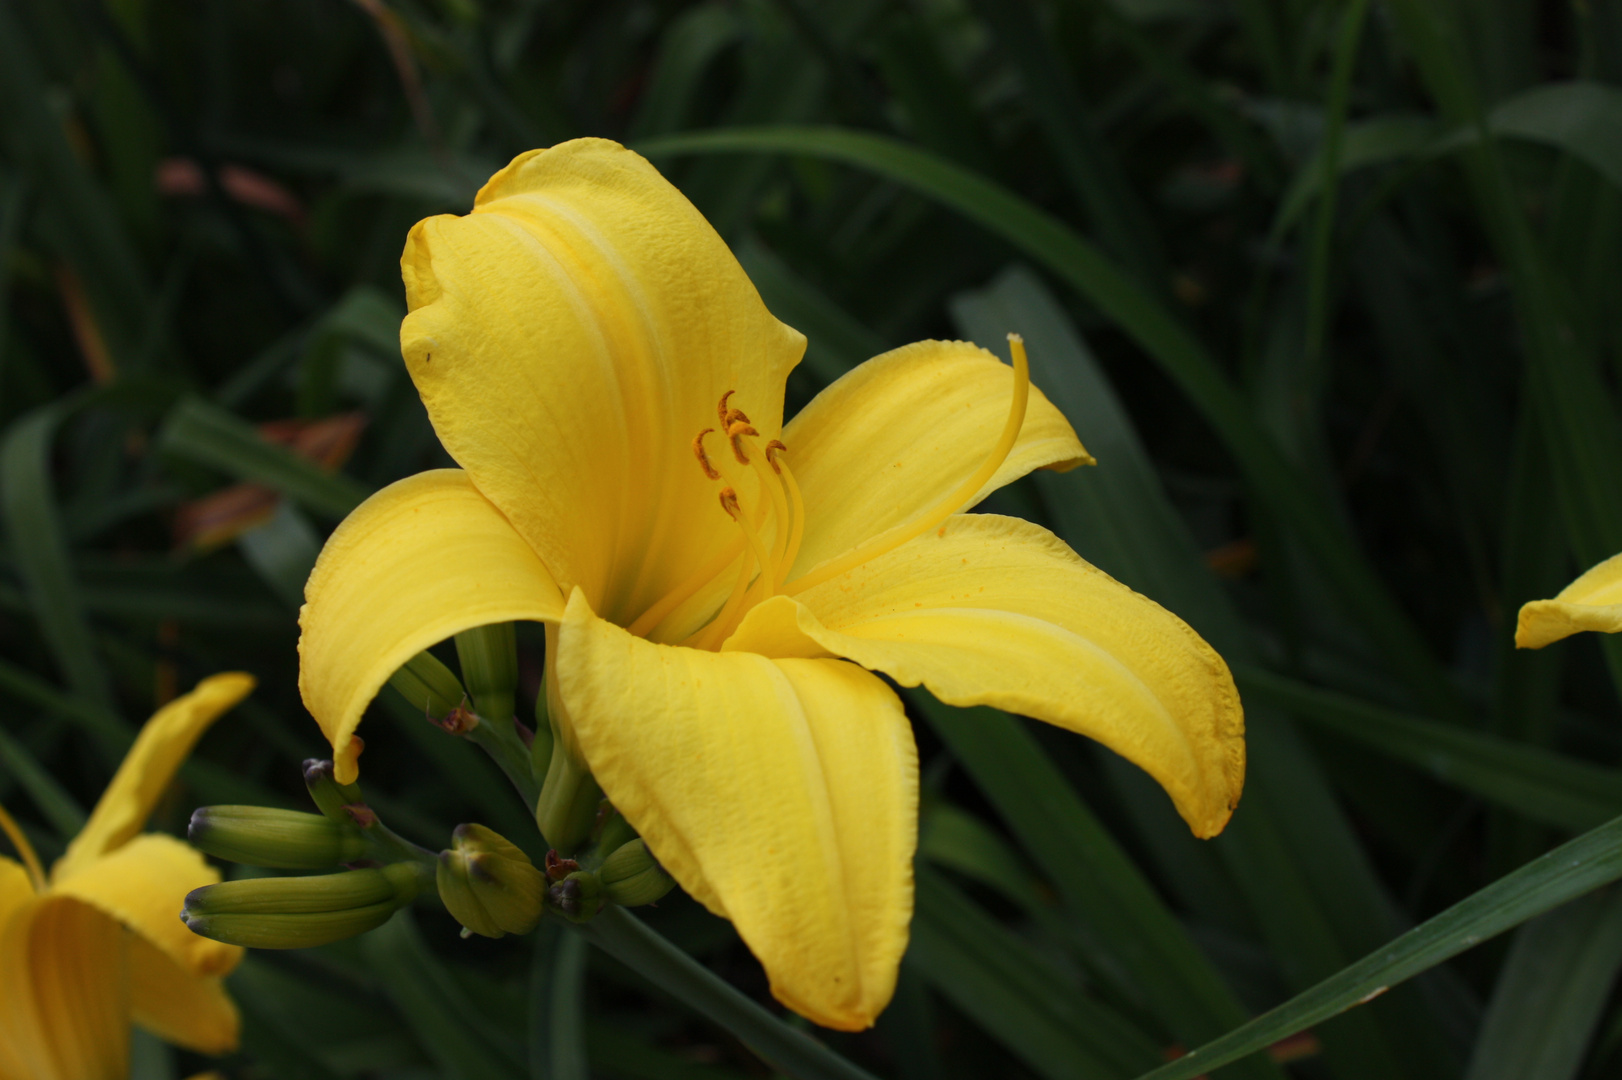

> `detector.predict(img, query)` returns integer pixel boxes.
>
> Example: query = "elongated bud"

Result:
[182,862,421,949]
[598,840,674,908]
[188,806,366,869]
[455,624,518,729]
[303,758,368,824]
[547,870,603,924]
[535,742,601,855]
[436,824,545,938]
[530,687,554,783]
[387,650,467,723]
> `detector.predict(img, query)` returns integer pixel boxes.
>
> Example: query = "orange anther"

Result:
[717,390,736,427]
[724,407,751,426]
[692,429,721,480]
[765,440,787,474]
[718,487,741,519]
[726,420,758,464]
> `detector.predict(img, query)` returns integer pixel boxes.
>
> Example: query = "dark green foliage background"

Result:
[4,0,1622,1077]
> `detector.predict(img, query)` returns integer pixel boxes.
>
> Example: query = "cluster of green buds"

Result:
[184,757,434,948]
[183,622,674,955]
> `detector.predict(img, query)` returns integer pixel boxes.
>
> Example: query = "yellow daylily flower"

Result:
[1516,550,1622,649]
[297,138,1245,1031]
[0,674,252,1079]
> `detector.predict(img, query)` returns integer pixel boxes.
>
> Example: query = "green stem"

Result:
[466,718,540,807]
[577,907,880,1080]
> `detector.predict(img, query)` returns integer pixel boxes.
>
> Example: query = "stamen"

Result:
[691,429,720,480]
[726,420,758,464]
[624,535,745,638]
[717,390,736,427]
[687,545,754,651]
[0,802,45,891]
[783,332,1032,597]
[721,487,778,607]
[774,455,807,588]
[764,440,787,474]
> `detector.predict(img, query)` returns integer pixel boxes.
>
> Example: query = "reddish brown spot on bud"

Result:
[544,849,580,883]
[343,804,378,828]
[432,703,478,735]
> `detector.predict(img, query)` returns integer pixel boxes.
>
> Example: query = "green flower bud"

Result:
[547,870,603,924]
[182,863,422,949]
[387,650,468,725]
[303,758,368,823]
[594,808,636,858]
[436,824,546,938]
[535,741,602,855]
[598,839,675,908]
[188,805,367,869]
[455,623,518,728]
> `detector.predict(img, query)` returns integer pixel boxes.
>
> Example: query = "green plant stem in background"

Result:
[579,907,881,1080]
[1134,812,1622,1080]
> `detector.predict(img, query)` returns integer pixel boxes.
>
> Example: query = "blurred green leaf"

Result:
[1135,813,1622,1080]
[1237,665,1622,833]
[1464,885,1622,1080]
[1,403,116,712]
[156,396,370,520]
[363,911,527,1080]
[910,865,1163,1080]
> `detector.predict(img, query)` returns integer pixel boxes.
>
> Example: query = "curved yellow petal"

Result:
[400,139,806,625]
[129,934,239,1055]
[55,673,254,878]
[554,590,917,1030]
[726,515,1243,839]
[781,339,1090,580]
[52,833,240,980]
[298,469,565,783]
[1516,550,1622,649]
[0,896,129,1080]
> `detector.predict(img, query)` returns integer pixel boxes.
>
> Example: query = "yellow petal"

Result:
[55,673,254,878]
[0,896,129,1080]
[298,469,565,783]
[727,514,1244,839]
[0,858,35,1080]
[52,833,240,980]
[781,339,1090,580]
[554,590,917,1030]
[1516,550,1622,648]
[400,139,806,625]
[129,934,239,1055]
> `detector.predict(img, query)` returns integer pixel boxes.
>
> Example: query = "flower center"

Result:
[626,334,1031,648]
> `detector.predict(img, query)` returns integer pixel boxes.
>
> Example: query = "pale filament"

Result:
[782,332,1031,597]
[768,444,807,589]
[0,802,45,891]
[686,488,774,651]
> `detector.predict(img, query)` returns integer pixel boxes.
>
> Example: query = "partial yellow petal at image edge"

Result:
[1517,549,1622,649]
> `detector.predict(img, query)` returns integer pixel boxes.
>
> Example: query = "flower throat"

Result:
[626,333,1032,648]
